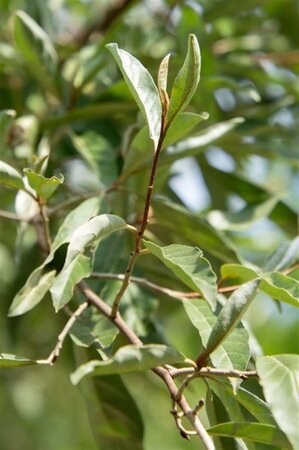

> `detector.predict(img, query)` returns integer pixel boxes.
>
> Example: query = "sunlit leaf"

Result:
[207,422,291,448]
[263,237,299,272]
[0,353,37,367]
[64,214,127,267]
[167,34,201,126]
[71,344,184,384]
[106,43,162,148]
[257,354,299,449]
[144,242,217,310]
[0,160,25,190]
[50,254,91,311]
[8,269,56,317]
[24,169,64,200]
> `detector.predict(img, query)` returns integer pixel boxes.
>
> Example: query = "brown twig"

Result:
[79,281,215,450]
[39,301,89,365]
[169,367,258,379]
[74,0,136,47]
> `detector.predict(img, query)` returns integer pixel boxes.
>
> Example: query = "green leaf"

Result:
[0,353,38,367]
[70,310,119,349]
[183,300,250,374]
[106,43,162,149]
[256,354,299,449]
[51,197,102,253]
[24,169,64,200]
[13,10,57,93]
[144,242,217,310]
[221,265,299,308]
[50,254,91,312]
[0,109,16,147]
[64,214,127,267]
[167,34,201,126]
[152,198,240,263]
[71,344,184,384]
[207,196,279,231]
[0,160,25,190]
[207,422,291,448]
[197,280,259,368]
[8,269,56,317]
[263,237,299,272]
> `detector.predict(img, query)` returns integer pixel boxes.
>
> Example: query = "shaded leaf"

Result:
[0,109,16,147]
[263,237,299,272]
[24,168,64,200]
[167,34,201,126]
[256,354,299,449]
[144,242,217,310]
[183,300,250,375]
[106,43,162,148]
[50,254,91,311]
[8,269,56,317]
[207,422,291,448]
[0,353,37,367]
[0,160,25,190]
[71,344,184,384]
[64,214,127,267]
[13,10,57,92]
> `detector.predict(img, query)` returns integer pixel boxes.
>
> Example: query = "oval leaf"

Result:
[144,241,217,310]
[167,34,201,126]
[0,160,25,190]
[106,43,162,149]
[207,422,291,448]
[256,354,299,449]
[64,214,127,267]
[50,254,92,311]
[24,168,64,200]
[8,269,56,317]
[71,344,184,384]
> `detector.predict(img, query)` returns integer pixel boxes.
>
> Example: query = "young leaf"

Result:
[24,169,64,200]
[8,269,56,317]
[71,344,184,384]
[50,254,92,312]
[256,354,299,449]
[106,43,162,149]
[12,10,57,92]
[196,280,259,367]
[0,353,38,367]
[144,242,217,310]
[64,214,127,267]
[183,300,250,374]
[0,160,25,190]
[207,422,291,448]
[157,53,171,112]
[167,34,201,126]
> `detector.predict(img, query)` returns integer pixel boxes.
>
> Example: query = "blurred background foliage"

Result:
[0,0,299,449]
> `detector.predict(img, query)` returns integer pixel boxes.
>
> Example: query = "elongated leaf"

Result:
[64,214,127,267]
[207,422,291,448]
[263,237,299,272]
[197,280,259,367]
[167,34,201,125]
[106,43,162,148]
[256,354,299,449]
[0,109,16,147]
[152,198,240,263]
[157,53,171,93]
[144,242,217,310]
[0,353,37,367]
[0,160,25,190]
[221,264,299,307]
[71,344,184,384]
[183,300,250,374]
[13,10,57,92]
[24,168,63,200]
[207,196,279,231]
[8,269,56,317]
[50,254,91,311]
